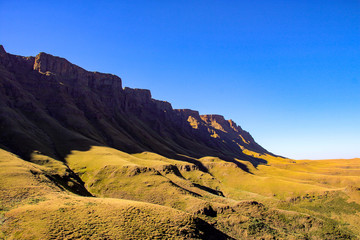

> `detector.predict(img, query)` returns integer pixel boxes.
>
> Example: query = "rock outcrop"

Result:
[0,45,273,167]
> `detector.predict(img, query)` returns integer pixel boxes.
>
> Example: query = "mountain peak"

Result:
[33,51,122,90]
[0,45,6,55]
[34,51,84,77]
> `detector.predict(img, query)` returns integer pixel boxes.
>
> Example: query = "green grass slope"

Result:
[0,149,229,240]
[2,145,360,239]
[65,146,358,239]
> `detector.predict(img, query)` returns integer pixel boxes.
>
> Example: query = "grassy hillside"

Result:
[1,146,360,239]
[65,146,359,239]
[1,46,359,239]
[0,149,229,240]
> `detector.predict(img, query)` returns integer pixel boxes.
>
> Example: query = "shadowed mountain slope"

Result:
[0,45,270,168]
[1,46,360,239]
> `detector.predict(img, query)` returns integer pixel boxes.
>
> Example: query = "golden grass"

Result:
[1,146,360,239]
[0,149,227,239]
[3,196,210,240]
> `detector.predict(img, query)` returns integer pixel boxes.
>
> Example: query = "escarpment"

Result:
[2,45,360,240]
[0,45,272,166]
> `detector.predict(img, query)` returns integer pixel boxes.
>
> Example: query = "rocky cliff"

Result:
[0,45,272,167]
[5,46,359,240]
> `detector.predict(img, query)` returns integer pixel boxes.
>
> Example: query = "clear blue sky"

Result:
[1,0,359,159]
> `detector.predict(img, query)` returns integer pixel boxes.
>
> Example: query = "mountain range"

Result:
[1,45,360,239]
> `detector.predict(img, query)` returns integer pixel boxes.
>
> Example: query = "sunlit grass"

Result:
[2,147,360,239]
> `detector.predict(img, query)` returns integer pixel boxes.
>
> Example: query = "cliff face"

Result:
[0,45,272,166]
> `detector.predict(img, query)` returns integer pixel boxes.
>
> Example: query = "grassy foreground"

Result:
[1,147,360,239]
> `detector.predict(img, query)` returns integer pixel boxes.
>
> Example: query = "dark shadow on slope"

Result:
[168,180,203,198]
[192,183,225,197]
[194,217,234,240]
[157,164,225,197]
[43,173,93,197]
[0,109,96,197]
